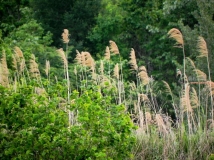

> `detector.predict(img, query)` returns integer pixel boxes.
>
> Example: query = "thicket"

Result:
[1,0,214,159]
[1,28,214,159]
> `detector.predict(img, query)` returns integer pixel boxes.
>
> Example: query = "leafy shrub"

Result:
[0,84,136,159]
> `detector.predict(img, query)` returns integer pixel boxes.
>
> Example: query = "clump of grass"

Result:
[2,28,214,160]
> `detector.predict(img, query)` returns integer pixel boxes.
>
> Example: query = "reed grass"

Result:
[1,28,214,160]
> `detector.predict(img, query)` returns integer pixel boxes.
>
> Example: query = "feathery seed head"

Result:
[29,54,40,78]
[190,87,199,109]
[14,46,24,58]
[194,69,207,81]
[62,29,70,43]
[138,66,149,85]
[129,48,138,71]
[113,63,119,79]
[109,40,119,54]
[12,54,18,71]
[197,36,208,57]
[75,50,82,64]
[168,28,184,47]
[82,52,95,71]
[104,46,110,60]
[181,83,193,113]
[186,57,196,69]
[57,48,68,67]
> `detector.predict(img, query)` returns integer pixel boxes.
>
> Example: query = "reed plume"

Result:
[82,52,95,71]
[75,51,95,71]
[57,48,68,67]
[14,46,24,59]
[129,48,138,71]
[190,87,199,109]
[197,36,208,58]
[29,54,40,78]
[196,36,213,120]
[0,51,9,87]
[113,63,119,79]
[181,84,193,113]
[194,69,207,81]
[14,46,25,74]
[139,93,149,102]
[75,50,82,64]
[138,66,149,85]
[62,29,70,44]
[109,40,119,54]
[104,46,110,60]
[167,28,184,47]
[186,57,196,69]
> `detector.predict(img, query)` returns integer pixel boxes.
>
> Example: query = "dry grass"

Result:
[57,48,68,67]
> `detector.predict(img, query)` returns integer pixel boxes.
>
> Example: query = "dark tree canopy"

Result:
[30,0,102,49]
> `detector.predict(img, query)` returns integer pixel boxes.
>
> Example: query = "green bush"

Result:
[0,84,136,159]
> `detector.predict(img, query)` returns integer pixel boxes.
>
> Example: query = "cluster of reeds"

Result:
[1,28,214,159]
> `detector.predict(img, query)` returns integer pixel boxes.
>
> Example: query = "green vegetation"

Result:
[1,0,214,159]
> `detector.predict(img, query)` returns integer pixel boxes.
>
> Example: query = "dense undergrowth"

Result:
[1,29,214,159]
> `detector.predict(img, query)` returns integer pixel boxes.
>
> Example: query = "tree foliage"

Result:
[30,0,101,50]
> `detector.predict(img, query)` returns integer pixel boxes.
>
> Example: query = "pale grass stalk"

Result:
[113,63,122,104]
[61,29,72,126]
[104,46,111,79]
